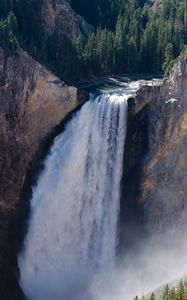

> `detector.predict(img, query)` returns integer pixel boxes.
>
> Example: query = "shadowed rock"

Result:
[121,56,187,245]
[0,47,86,299]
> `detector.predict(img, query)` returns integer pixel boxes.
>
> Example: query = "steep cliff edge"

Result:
[0,47,85,299]
[41,0,92,39]
[121,56,187,244]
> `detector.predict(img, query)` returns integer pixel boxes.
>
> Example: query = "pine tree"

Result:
[0,12,19,55]
[169,288,176,300]
[162,43,174,74]
[148,293,156,300]
[183,281,187,300]
[176,280,185,300]
[162,284,170,300]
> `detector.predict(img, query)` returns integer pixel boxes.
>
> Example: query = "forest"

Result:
[134,280,187,300]
[0,0,187,83]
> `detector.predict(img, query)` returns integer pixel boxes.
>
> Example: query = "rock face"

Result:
[41,0,92,39]
[121,56,187,242]
[0,47,85,299]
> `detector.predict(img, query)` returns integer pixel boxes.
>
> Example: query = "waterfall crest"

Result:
[19,91,129,300]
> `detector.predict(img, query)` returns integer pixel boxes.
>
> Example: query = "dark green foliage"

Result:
[80,0,187,78]
[0,12,19,55]
[46,34,81,84]
[13,0,46,59]
[162,43,174,75]
[67,0,123,29]
[0,0,12,19]
[82,28,116,76]
[0,0,187,83]
[0,0,80,83]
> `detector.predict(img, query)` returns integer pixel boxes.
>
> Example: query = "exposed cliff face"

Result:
[0,47,85,299]
[121,56,187,241]
[41,0,92,39]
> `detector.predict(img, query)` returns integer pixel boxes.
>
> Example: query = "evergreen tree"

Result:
[162,284,170,300]
[162,43,174,74]
[148,293,156,300]
[183,281,187,300]
[169,287,176,300]
[176,280,185,300]
[0,12,19,55]
[1,0,187,83]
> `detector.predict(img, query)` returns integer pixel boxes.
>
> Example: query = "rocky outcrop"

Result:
[0,47,85,299]
[41,0,92,39]
[121,56,187,241]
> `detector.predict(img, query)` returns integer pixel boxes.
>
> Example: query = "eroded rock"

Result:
[0,47,85,299]
[121,56,187,238]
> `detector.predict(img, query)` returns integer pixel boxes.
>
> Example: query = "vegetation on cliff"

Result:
[80,0,187,76]
[0,0,79,82]
[0,12,19,54]
[0,0,187,82]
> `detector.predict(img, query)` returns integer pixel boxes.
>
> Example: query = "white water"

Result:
[19,89,131,300]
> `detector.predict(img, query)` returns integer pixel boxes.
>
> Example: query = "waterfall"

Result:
[19,90,130,300]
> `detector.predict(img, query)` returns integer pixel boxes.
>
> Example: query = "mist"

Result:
[19,223,187,300]
[87,225,187,300]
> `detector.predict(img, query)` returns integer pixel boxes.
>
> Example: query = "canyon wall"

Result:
[121,56,187,243]
[0,44,187,299]
[41,0,92,39]
[0,47,85,299]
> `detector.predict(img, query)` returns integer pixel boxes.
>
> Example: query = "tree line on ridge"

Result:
[0,0,187,83]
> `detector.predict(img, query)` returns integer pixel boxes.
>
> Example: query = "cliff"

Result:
[41,0,92,39]
[0,47,85,299]
[121,56,187,245]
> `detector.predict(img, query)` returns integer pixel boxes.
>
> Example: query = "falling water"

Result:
[19,88,133,300]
